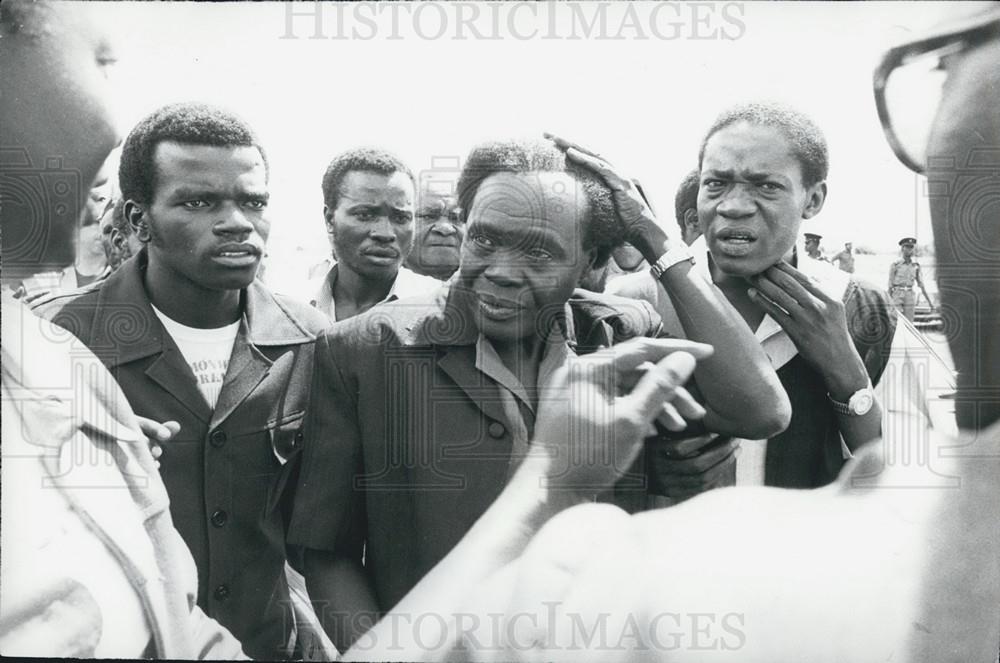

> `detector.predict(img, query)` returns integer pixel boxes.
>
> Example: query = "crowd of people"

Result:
[2,1,998,661]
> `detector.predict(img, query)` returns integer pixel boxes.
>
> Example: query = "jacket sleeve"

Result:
[286,328,367,560]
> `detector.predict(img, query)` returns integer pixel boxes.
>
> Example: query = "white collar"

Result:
[690,235,853,370]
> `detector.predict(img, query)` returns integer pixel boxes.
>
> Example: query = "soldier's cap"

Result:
[899,237,917,246]
[804,233,823,241]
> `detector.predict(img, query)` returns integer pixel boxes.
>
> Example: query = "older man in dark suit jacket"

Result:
[290,138,790,651]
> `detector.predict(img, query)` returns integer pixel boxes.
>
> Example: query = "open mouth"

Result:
[715,229,758,257]
[477,293,523,321]
[213,244,261,267]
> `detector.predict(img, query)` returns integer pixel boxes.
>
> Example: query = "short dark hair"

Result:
[321,148,414,210]
[674,168,701,231]
[698,102,829,188]
[118,102,268,205]
[456,139,623,266]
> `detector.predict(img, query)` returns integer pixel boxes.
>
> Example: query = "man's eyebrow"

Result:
[344,201,413,214]
[703,168,786,182]
[166,187,219,200]
[741,171,787,182]
[239,190,270,201]
[473,214,566,244]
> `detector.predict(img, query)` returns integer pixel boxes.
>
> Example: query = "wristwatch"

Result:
[649,243,694,280]
[828,383,875,416]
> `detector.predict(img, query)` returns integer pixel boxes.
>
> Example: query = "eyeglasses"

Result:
[873,7,1000,174]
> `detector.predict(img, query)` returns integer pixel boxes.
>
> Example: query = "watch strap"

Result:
[828,382,874,416]
[827,393,852,416]
[650,244,694,280]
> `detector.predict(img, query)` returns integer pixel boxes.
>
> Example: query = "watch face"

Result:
[850,391,875,415]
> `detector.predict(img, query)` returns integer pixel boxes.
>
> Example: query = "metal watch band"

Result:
[827,394,852,416]
[649,244,695,280]
[828,383,874,416]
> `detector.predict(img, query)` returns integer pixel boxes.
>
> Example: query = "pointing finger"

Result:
[624,351,698,424]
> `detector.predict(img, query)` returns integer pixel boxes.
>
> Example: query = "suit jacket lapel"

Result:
[437,345,510,430]
[409,282,514,429]
[87,251,211,423]
[144,342,213,424]
[209,320,271,431]
[208,282,315,430]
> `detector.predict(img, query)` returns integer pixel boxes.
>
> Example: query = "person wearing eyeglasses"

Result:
[353,8,999,662]
[875,3,1000,432]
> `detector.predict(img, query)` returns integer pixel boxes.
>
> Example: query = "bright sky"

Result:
[90,1,986,290]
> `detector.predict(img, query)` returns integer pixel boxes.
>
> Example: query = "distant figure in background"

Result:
[310,148,439,321]
[888,236,932,322]
[74,173,113,283]
[14,171,113,299]
[100,198,142,271]
[675,168,702,246]
[600,172,698,292]
[404,176,464,281]
[831,240,855,273]
[803,231,828,262]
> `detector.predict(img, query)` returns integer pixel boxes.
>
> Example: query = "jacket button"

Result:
[209,430,227,447]
[211,509,228,528]
[214,584,229,601]
[294,430,304,444]
[488,422,505,438]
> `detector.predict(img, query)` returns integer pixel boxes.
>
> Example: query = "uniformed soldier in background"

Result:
[888,236,933,321]
[803,232,829,262]
[831,241,855,273]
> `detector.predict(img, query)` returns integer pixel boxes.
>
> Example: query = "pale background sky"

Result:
[90,1,982,292]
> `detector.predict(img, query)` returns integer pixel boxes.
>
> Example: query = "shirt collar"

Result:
[86,249,313,366]
[690,234,853,369]
[310,263,433,322]
[474,322,572,415]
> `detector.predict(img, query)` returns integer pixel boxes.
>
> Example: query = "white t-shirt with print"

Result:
[150,304,239,411]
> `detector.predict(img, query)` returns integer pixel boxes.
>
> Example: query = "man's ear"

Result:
[802,181,828,220]
[110,228,127,253]
[323,204,335,233]
[124,200,149,243]
[683,208,700,233]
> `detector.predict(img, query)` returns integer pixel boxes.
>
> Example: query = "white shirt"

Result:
[150,305,239,411]
[612,236,951,487]
[308,263,441,322]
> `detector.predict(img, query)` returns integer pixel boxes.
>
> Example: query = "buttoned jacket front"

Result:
[289,282,663,611]
[36,252,330,660]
